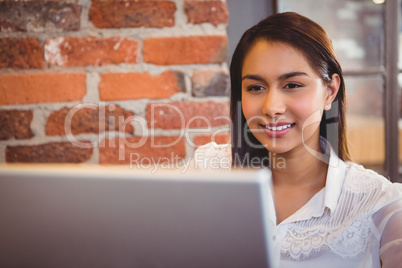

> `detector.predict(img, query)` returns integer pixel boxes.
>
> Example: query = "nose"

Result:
[262,89,286,119]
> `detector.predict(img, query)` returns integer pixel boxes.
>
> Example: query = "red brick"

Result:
[6,142,93,163]
[0,1,81,32]
[45,37,138,67]
[143,36,227,65]
[191,69,229,97]
[0,38,44,69]
[99,71,184,101]
[146,101,229,129]
[89,0,176,28]
[99,136,186,165]
[0,110,34,140]
[0,73,86,105]
[184,1,228,26]
[46,105,134,136]
[194,133,230,147]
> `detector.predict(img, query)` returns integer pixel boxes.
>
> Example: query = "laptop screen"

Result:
[0,166,276,268]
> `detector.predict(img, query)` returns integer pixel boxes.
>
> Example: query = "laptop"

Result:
[0,166,277,268]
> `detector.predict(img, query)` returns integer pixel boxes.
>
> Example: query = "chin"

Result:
[257,140,291,154]
[265,147,292,155]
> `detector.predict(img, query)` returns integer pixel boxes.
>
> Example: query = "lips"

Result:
[260,122,295,137]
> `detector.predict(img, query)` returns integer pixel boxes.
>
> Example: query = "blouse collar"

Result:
[323,138,347,213]
[278,137,347,225]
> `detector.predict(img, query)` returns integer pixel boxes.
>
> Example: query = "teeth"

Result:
[266,124,292,131]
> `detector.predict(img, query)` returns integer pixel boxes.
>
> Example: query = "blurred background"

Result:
[0,0,401,182]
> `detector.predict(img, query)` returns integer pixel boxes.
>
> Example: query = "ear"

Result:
[324,73,341,111]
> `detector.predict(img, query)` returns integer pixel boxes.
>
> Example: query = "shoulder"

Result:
[342,161,402,210]
[344,161,392,189]
[192,142,232,171]
[343,163,402,259]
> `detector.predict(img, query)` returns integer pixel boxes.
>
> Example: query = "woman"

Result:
[194,12,402,267]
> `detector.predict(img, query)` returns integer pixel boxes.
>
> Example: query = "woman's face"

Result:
[241,40,338,156]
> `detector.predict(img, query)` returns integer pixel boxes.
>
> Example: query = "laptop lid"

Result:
[0,166,276,268]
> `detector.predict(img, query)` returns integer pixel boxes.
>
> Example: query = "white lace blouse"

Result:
[193,142,402,268]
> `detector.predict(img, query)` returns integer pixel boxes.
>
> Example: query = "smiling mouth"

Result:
[265,124,292,131]
[259,123,295,137]
[261,123,295,131]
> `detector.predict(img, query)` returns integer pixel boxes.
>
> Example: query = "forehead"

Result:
[242,40,315,76]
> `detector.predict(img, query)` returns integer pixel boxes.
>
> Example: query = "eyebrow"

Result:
[241,74,265,82]
[278,71,310,80]
[241,72,310,82]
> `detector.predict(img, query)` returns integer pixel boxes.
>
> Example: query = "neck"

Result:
[271,139,329,190]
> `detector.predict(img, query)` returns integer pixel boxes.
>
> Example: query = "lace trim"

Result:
[280,214,372,260]
[280,164,387,261]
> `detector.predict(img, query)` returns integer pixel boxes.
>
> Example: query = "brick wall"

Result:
[0,0,230,166]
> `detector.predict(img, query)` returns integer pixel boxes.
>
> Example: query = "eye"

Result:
[246,85,265,92]
[284,83,302,89]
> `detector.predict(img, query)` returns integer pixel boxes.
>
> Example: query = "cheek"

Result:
[290,95,325,135]
[241,96,258,121]
[291,91,326,121]
[291,98,316,119]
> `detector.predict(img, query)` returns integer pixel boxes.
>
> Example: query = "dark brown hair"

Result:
[230,12,350,167]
